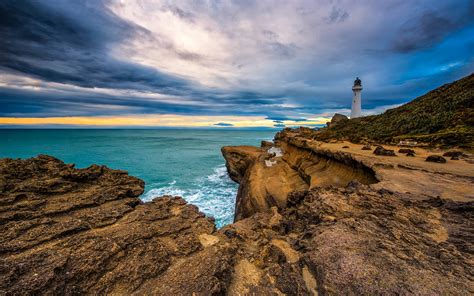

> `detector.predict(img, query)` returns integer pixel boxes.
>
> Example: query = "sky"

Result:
[0,0,473,128]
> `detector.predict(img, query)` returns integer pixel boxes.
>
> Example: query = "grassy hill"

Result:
[314,74,474,147]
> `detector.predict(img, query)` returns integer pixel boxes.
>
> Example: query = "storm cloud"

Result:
[0,0,473,123]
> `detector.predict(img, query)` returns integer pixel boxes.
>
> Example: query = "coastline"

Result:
[1,127,473,294]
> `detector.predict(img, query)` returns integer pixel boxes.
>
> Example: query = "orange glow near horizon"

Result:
[0,115,330,128]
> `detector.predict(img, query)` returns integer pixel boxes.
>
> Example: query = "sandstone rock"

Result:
[399,148,415,154]
[330,113,348,125]
[2,153,473,295]
[221,128,474,293]
[0,156,227,295]
[276,128,474,201]
[374,146,396,156]
[426,155,447,163]
[275,186,474,295]
[260,141,273,149]
[219,184,474,295]
[443,151,466,158]
[221,146,261,183]
[222,142,378,220]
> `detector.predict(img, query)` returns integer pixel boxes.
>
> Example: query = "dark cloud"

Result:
[0,88,196,117]
[0,0,473,122]
[0,86,290,118]
[0,0,293,117]
[214,122,234,127]
[0,0,190,94]
[273,123,285,128]
[392,8,474,53]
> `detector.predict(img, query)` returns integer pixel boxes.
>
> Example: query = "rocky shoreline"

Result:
[1,129,473,295]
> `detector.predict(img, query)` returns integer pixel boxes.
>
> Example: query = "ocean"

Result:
[0,129,275,227]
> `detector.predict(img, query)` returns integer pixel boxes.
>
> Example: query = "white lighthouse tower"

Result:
[351,77,362,118]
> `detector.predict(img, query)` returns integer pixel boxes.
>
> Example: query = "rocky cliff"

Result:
[223,128,474,221]
[0,155,229,295]
[220,128,473,294]
[1,150,473,294]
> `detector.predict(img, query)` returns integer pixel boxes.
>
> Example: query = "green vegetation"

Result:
[313,74,474,147]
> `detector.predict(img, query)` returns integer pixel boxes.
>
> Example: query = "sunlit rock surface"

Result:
[1,152,473,295]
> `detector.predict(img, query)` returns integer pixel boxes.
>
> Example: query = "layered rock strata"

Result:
[1,146,473,295]
[0,155,228,295]
[222,129,474,220]
[221,184,473,295]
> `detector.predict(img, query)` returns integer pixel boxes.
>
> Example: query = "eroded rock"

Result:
[221,146,261,183]
[220,184,474,295]
[399,148,415,154]
[222,141,378,220]
[426,155,447,163]
[260,141,273,149]
[443,151,467,158]
[1,153,473,295]
[329,113,348,126]
[374,146,396,156]
[0,156,227,295]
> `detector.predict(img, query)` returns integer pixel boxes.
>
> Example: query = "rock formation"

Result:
[326,113,348,128]
[219,128,474,294]
[398,148,415,154]
[222,128,473,220]
[0,155,229,295]
[373,146,396,156]
[222,136,378,220]
[426,155,447,163]
[1,131,474,294]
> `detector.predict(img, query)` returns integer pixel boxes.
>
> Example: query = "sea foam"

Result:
[142,164,237,228]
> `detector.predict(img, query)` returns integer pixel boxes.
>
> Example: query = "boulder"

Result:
[443,151,466,158]
[399,148,415,154]
[406,151,415,157]
[426,155,447,163]
[327,113,348,127]
[361,144,372,150]
[373,146,396,156]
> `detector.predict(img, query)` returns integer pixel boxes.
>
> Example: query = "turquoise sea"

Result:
[0,129,275,227]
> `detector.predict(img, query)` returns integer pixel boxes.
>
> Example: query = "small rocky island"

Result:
[1,75,473,295]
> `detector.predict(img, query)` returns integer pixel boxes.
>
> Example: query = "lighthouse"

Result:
[351,77,362,118]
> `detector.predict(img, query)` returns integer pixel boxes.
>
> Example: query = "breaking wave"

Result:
[142,164,237,228]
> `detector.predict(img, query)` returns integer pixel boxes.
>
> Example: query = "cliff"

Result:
[2,150,473,294]
[223,130,473,221]
[314,73,474,147]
